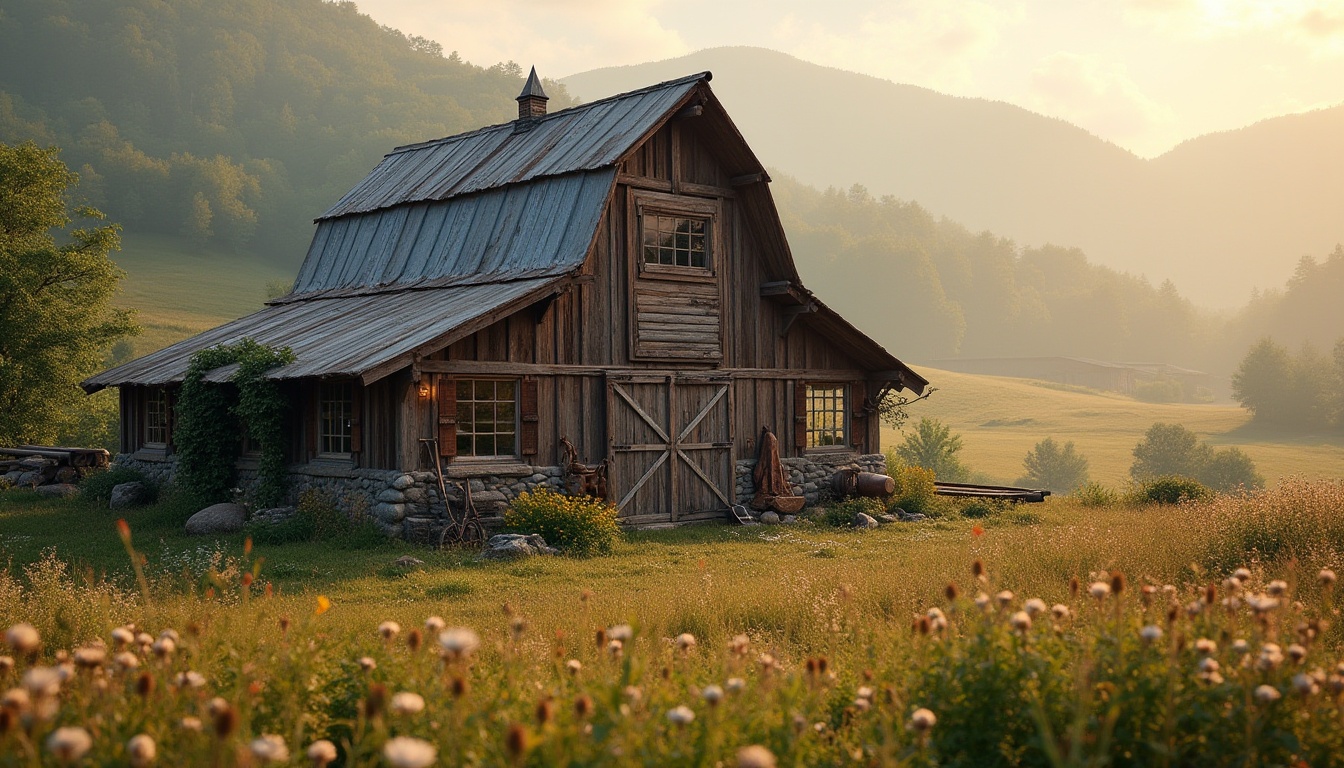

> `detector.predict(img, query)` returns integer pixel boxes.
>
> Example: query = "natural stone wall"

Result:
[111,454,565,538]
[734,452,886,510]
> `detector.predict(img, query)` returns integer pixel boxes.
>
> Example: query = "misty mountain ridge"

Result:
[563,47,1344,308]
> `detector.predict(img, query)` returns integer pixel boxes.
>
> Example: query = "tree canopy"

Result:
[1017,437,1089,493]
[0,141,137,445]
[893,417,970,483]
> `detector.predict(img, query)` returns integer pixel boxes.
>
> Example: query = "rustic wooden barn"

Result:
[85,70,928,529]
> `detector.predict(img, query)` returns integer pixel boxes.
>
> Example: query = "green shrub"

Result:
[1133,475,1213,505]
[1017,437,1089,493]
[892,465,938,516]
[79,466,156,507]
[894,417,970,482]
[504,489,621,557]
[1132,377,1184,403]
[817,497,885,527]
[1072,482,1119,507]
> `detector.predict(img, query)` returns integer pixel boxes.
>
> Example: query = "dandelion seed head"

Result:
[424,616,446,634]
[390,691,425,715]
[1051,604,1070,620]
[1089,582,1110,599]
[996,590,1015,608]
[5,624,39,654]
[607,624,633,642]
[22,667,60,698]
[437,627,481,660]
[1009,611,1032,633]
[566,659,582,675]
[726,677,745,693]
[736,744,777,768]
[1140,625,1163,642]
[1294,673,1320,696]
[1255,684,1282,703]
[111,627,134,647]
[666,705,695,725]
[378,621,401,641]
[179,717,202,732]
[702,684,723,705]
[608,639,624,657]
[46,726,92,764]
[675,633,697,651]
[1195,638,1217,655]
[1232,639,1250,654]
[1288,644,1308,664]
[1267,580,1289,597]
[306,739,338,768]
[973,592,991,611]
[384,736,437,768]
[1319,569,1336,586]
[1023,598,1047,617]
[1234,567,1252,581]
[907,707,937,732]
[358,656,377,671]
[127,733,156,767]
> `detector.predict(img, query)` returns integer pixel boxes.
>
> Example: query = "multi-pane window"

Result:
[806,385,847,448]
[319,382,353,455]
[456,379,517,457]
[145,389,169,445]
[642,214,709,269]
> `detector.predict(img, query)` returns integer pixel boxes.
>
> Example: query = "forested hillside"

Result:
[0,0,571,261]
[776,178,1212,366]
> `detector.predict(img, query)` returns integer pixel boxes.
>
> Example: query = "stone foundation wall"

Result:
[112,454,565,538]
[734,452,886,510]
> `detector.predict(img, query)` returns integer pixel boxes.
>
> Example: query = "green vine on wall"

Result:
[175,339,295,509]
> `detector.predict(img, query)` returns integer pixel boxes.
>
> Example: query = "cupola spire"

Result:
[516,67,549,120]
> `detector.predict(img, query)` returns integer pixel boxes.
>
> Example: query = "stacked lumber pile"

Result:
[0,445,110,488]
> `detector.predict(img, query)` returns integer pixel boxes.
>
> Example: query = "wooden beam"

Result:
[675,104,704,119]
[415,359,869,381]
[616,174,733,199]
[778,303,817,337]
[730,172,766,187]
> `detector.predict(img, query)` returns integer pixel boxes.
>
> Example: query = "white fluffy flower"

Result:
[1140,625,1163,643]
[666,705,695,725]
[5,624,39,654]
[907,707,937,732]
[390,691,425,715]
[1023,598,1047,617]
[384,736,437,768]
[46,727,92,764]
[437,627,480,660]
[1255,684,1282,703]
[127,734,157,767]
[250,735,291,764]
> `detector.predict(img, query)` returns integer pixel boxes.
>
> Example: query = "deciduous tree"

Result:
[895,417,969,482]
[1018,437,1089,493]
[0,141,137,445]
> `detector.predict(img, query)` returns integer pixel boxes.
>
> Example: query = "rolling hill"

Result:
[563,47,1344,307]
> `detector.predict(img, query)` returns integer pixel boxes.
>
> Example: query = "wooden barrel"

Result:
[855,472,895,497]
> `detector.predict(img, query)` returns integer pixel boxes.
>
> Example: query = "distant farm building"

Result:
[85,70,928,531]
[929,357,1212,401]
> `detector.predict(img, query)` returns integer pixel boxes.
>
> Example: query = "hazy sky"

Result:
[351,0,1344,157]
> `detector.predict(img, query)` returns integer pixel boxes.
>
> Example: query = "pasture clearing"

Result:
[896,367,1344,486]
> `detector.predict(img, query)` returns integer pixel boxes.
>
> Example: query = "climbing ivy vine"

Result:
[175,339,294,508]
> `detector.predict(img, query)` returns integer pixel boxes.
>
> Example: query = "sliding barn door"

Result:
[607,374,732,525]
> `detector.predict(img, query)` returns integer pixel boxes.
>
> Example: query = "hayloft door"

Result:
[607,374,732,524]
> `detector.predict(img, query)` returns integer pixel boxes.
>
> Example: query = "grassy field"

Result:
[892,367,1344,487]
[111,233,298,356]
[4,482,1344,765]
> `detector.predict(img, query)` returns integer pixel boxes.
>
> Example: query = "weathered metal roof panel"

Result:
[82,279,562,391]
[320,73,706,219]
[290,169,613,297]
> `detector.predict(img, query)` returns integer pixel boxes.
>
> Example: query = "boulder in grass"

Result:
[36,483,79,499]
[185,503,248,535]
[759,511,780,525]
[481,533,557,560]
[853,512,880,529]
[109,481,149,510]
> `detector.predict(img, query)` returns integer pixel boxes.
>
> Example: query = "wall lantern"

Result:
[417,382,431,398]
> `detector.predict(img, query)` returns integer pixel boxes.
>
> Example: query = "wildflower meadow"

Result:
[3,479,1344,766]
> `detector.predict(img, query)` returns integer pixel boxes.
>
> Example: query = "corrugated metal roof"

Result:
[320,72,707,219]
[290,170,613,297]
[82,279,561,391]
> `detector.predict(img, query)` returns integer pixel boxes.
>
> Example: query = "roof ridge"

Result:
[386,71,711,157]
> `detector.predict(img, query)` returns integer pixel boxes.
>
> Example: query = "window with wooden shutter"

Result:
[437,376,457,457]
[520,376,539,456]
[794,381,808,450]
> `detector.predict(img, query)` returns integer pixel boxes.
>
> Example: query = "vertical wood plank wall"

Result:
[402,121,879,471]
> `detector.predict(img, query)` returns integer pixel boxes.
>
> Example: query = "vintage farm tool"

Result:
[418,438,485,548]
